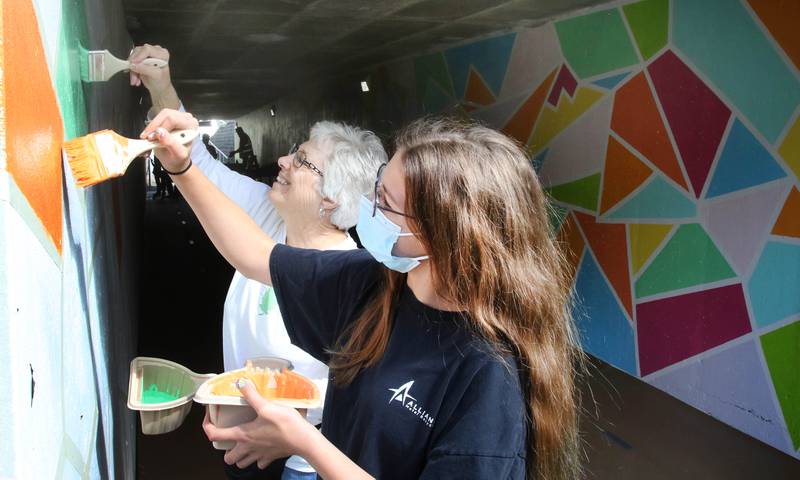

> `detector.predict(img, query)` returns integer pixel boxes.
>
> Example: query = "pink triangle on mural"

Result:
[547,64,578,106]
[648,50,731,198]
[699,180,791,275]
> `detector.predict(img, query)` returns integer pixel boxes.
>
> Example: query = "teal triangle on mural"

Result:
[591,71,632,90]
[422,79,454,114]
[414,52,455,100]
[605,176,697,220]
[444,33,516,98]
[546,173,601,212]
[547,201,568,234]
[532,148,548,173]
[705,119,787,198]
[635,223,736,298]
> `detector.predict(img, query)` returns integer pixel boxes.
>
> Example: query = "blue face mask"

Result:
[356,195,429,273]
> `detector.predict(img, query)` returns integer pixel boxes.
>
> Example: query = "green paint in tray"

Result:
[141,383,179,404]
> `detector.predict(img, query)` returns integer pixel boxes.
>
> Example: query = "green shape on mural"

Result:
[554,8,639,79]
[414,53,455,101]
[760,321,800,450]
[55,0,90,139]
[635,223,736,298]
[623,0,668,61]
[547,203,569,234]
[546,174,601,212]
[421,79,454,114]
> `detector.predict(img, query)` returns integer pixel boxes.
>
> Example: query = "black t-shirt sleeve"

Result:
[269,244,382,364]
[421,357,528,479]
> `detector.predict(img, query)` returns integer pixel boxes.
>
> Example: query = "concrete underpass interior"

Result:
[119,0,800,479]
[10,0,800,475]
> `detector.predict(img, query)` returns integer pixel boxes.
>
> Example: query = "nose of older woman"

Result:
[277,154,291,170]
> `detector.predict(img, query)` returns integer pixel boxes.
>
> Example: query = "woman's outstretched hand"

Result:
[202,379,318,470]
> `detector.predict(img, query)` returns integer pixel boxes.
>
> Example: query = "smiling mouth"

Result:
[275,176,289,186]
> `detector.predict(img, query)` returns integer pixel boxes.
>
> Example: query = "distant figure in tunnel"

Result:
[129,43,388,480]
[144,106,584,480]
[202,133,219,160]
[231,126,258,170]
[151,154,173,200]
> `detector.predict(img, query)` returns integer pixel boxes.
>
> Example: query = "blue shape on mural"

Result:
[592,71,632,90]
[574,251,637,375]
[649,340,788,451]
[532,148,548,173]
[606,176,697,220]
[673,0,800,143]
[747,241,800,328]
[444,33,515,99]
[705,119,787,198]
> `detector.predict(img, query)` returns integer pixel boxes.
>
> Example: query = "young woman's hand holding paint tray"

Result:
[194,360,321,450]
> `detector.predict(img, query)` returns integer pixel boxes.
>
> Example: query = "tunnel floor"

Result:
[136,186,800,479]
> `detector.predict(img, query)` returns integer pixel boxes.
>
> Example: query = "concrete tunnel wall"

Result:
[232,0,800,460]
[1,0,144,478]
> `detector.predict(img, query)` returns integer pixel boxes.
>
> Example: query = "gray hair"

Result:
[310,121,387,229]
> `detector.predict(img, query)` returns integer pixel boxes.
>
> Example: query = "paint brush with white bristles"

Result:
[83,49,168,82]
[63,129,198,187]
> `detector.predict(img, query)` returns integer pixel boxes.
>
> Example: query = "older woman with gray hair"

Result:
[131,44,387,480]
[193,120,385,480]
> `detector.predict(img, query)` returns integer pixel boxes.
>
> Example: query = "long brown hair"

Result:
[330,117,583,480]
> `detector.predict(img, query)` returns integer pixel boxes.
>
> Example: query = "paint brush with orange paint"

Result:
[63,129,198,187]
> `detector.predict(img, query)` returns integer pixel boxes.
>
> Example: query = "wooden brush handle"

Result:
[126,129,199,161]
[138,58,168,68]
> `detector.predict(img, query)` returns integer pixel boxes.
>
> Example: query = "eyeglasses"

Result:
[288,143,324,177]
[371,163,414,218]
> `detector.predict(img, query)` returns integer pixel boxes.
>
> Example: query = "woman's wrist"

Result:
[293,418,324,460]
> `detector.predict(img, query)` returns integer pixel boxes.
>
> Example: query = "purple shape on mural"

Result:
[546,64,578,106]
[637,283,751,375]
[648,340,789,453]
[648,50,731,198]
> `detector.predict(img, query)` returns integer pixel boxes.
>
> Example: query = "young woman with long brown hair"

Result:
[142,109,583,480]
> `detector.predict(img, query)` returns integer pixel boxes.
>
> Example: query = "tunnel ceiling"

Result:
[123,0,613,118]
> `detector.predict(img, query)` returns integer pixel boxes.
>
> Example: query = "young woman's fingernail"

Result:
[236,378,249,390]
[146,131,157,141]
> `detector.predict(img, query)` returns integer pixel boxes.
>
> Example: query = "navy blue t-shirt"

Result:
[270,244,527,479]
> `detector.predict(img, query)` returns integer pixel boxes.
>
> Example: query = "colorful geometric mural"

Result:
[411,0,800,458]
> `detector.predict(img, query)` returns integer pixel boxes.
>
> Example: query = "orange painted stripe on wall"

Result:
[4,0,64,254]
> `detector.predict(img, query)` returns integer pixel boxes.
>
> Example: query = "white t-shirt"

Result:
[191,140,355,472]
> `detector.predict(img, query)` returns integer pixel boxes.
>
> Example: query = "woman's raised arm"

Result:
[141,109,276,284]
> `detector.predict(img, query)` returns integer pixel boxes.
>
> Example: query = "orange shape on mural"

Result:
[464,68,496,107]
[4,0,64,253]
[557,212,585,285]
[502,67,557,145]
[600,136,653,214]
[574,211,633,318]
[772,187,800,239]
[611,72,688,193]
[747,0,800,71]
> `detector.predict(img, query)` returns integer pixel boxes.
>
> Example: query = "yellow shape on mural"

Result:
[629,223,673,274]
[529,86,604,153]
[779,117,800,181]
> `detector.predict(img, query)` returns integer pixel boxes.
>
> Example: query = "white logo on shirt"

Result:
[387,380,434,428]
[388,381,417,404]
